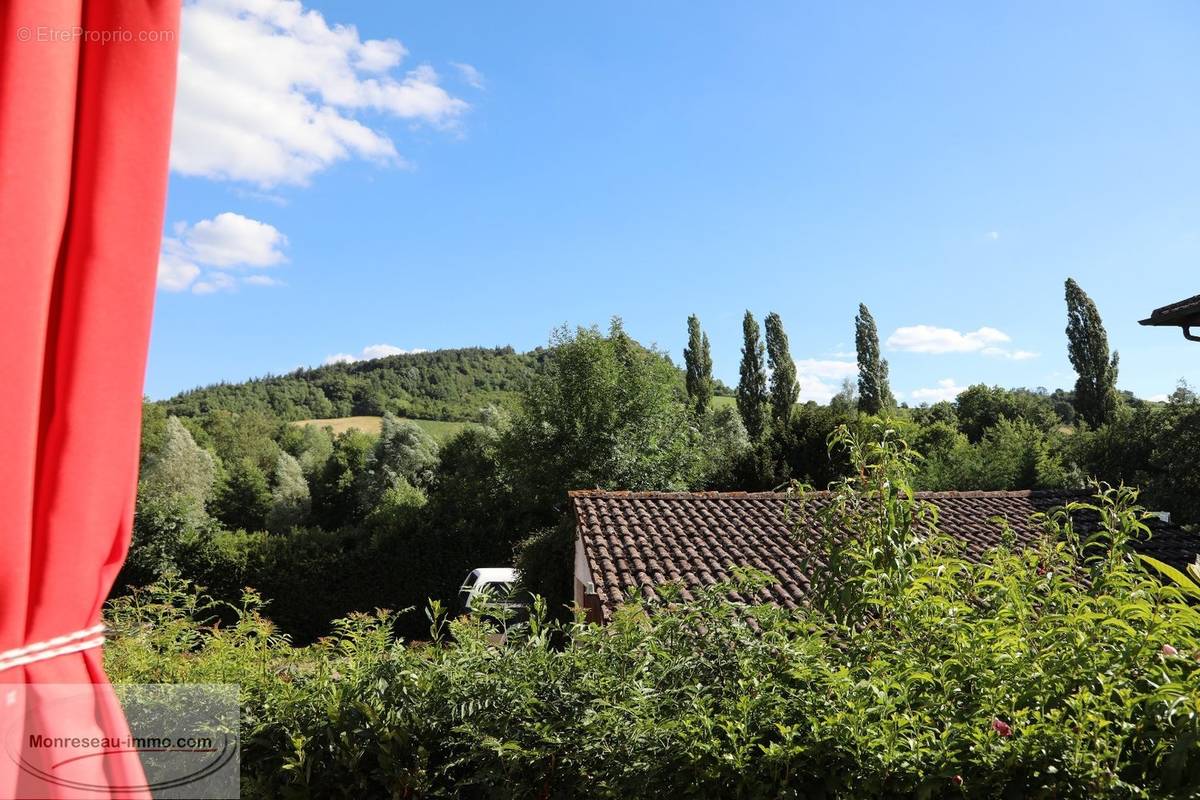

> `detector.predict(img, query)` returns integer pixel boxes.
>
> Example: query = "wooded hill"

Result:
[159,344,734,423]
[161,347,544,422]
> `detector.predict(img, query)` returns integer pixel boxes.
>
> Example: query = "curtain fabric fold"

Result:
[0,0,181,796]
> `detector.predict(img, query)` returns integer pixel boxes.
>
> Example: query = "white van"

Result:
[458,567,519,614]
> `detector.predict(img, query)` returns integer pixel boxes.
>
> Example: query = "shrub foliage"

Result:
[107,427,1200,798]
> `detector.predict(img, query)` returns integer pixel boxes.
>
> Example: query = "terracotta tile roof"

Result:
[1140,293,1200,327]
[570,489,1200,623]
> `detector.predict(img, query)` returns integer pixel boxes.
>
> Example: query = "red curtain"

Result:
[0,0,180,796]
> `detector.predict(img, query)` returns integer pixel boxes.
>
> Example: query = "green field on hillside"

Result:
[292,416,471,444]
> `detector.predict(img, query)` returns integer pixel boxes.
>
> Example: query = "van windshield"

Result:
[477,581,513,599]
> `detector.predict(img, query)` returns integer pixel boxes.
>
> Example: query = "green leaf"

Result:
[1137,554,1200,599]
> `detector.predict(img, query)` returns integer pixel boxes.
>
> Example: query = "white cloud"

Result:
[323,343,428,365]
[357,38,406,72]
[985,231,1000,241]
[361,343,421,359]
[452,61,485,89]
[909,378,966,404]
[887,325,1038,360]
[794,359,858,404]
[1147,393,1170,403]
[888,325,1010,354]
[171,0,469,186]
[232,187,289,206]
[157,212,288,293]
[191,272,238,295]
[181,212,288,267]
[243,274,284,287]
[157,253,201,291]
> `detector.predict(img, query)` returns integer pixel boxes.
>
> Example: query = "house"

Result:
[1141,294,1200,342]
[570,489,1198,624]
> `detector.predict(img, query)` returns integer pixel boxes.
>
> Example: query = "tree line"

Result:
[686,278,1123,436]
[123,279,1198,642]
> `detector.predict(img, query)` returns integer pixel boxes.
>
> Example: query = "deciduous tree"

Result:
[267,452,312,533]
[503,320,699,516]
[213,457,272,532]
[371,413,440,491]
[140,415,215,524]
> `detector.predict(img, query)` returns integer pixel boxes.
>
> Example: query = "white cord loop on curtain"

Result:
[0,624,106,672]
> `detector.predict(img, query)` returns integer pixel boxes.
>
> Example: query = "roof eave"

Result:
[1140,294,1200,329]
[1139,314,1200,327]
[1140,314,1200,342]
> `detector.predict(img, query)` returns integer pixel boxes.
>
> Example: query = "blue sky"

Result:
[148,0,1200,404]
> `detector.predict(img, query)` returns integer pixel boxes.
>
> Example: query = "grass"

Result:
[710,395,811,412]
[711,395,737,410]
[292,416,472,444]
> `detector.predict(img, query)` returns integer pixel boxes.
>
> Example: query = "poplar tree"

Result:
[1065,278,1119,428]
[855,303,892,415]
[737,311,768,439]
[683,314,714,415]
[764,311,798,426]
